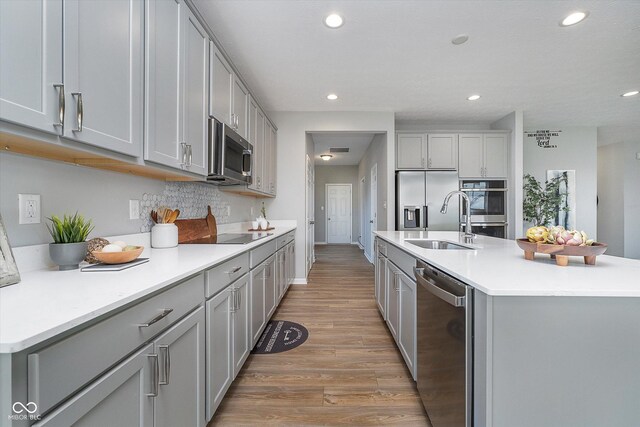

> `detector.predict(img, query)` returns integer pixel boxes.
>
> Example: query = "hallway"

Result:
[210,245,430,425]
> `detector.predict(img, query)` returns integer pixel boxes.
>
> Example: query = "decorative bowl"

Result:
[516,239,607,266]
[91,246,144,264]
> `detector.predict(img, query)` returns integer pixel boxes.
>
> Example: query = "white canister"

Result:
[259,218,268,230]
[251,221,259,230]
[151,223,179,248]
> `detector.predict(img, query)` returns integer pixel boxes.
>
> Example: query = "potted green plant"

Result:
[523,174,568,226]
[47,213,94,270]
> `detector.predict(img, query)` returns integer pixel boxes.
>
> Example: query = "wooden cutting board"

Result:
[175,206,217,243]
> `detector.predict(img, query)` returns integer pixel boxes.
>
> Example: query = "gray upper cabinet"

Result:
[63,0,144,157]
[427,133,458,170]
[209,43,233,127]
[459,133,508,178]
[0,0,63,135]
[145,1,207,175]
[397,133,425,169]
[182,10,209,175]
[248,97,262,191]
[269,124,277,195]
[232,76,249,139]
[144,0,184,170]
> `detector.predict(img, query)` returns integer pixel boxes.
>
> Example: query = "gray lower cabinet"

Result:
[277,249,286,302]
[34,343,155,427]
[250,262,266,346]
[287,242,295,286]
[375,251,387,318]
[205,287,233,419]
[386,261,400,340]
[264,255,277,319]
[232,275,250,377]
[397,270,416,378]
[154,306,206,427]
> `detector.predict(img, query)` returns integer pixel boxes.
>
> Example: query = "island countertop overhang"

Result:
[373,231,640,297]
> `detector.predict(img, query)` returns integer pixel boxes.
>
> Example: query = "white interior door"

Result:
[306,155,315,275]
[370,164,378,258]
[360,177,366,249]
[326,184,352,244]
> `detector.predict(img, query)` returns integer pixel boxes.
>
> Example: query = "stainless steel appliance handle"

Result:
[423,206,428,228]
[71,92,83,132]
[158,345,170,385]
[53,84,65,128]
[242,149,252,176]
[138,308,173,327]
[146,354,159,397]
[414,267,465,307]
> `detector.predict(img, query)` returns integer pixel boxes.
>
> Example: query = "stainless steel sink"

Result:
[405,239,473,250]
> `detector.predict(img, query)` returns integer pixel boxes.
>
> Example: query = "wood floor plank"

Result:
[209,244,430,426]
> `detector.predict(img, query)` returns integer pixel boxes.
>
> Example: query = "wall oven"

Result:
[460,180,507,238]
[207,117,253,185]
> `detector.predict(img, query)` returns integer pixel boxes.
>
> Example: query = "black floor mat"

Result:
[252,320,308,354]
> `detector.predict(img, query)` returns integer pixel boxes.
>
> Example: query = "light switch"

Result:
[19,194,41,224]
[129,199,140,220]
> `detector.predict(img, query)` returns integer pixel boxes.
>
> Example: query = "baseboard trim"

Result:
[364,252,373,264]
[292,278,308,285]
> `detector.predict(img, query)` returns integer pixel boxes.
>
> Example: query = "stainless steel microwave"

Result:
[207,117,253,185]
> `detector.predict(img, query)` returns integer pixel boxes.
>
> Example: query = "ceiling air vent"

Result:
[329,148,350,153]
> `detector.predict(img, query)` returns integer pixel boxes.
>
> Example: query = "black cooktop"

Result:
[182,232,273,244]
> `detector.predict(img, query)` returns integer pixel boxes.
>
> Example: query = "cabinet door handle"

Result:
[421,157,425,168]
[238,288,242,309]
[146,354,159,397]
[428,158,432,168]
[53,84,65,128]
[71,92,83,132]
[158,345,170,385]
[138,308,173,327]
[231,113,235,128]
[187,144,193,166]
[230,289,237,312]
[180,142,187,166]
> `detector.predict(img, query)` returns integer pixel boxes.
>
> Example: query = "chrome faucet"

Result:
[441,190,475,244]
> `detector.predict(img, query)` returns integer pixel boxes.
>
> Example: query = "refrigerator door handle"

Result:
[424,206,428,229]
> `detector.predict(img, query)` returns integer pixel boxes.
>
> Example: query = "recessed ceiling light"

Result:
[324,14,344,29]
[327,93,338,100]
[467,94,481,101]
[560,11,589,27]
[320,154,333,161]
[451,34,469,45]
[621,90,639,97]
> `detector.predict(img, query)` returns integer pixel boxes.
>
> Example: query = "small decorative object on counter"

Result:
[0,214,21,287]
[85,237,110,263]
[92,245,144,264]
[47,213,94,270]
[519,226,606,266]
[151,223,179,248]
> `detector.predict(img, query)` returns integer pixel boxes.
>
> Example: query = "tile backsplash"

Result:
[139,182,252,232]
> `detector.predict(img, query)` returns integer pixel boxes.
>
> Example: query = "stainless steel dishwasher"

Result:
[414,259,473,427]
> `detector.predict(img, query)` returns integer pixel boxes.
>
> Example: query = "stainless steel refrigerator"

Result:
[396,171,459,231]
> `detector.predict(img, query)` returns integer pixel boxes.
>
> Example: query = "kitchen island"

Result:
[374,231,640,427]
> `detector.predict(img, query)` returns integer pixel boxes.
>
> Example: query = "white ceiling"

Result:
[310,132,377,165]
[193,0,640,129]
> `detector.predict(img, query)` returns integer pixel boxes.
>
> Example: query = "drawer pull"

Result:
[226,266,242,275]
[138,308,173,328]
[146,354,159,397]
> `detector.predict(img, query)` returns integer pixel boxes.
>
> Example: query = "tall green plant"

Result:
[47,213,94,244]
[523,174,568,226]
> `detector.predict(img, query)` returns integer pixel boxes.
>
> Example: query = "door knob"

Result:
[328,218,331,220]
[370,220,374,223]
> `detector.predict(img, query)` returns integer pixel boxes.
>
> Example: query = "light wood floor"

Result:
[210,245,430,426]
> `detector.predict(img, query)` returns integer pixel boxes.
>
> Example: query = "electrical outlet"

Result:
[19,194,41,224]
[636,152,640,160]
[129,199,140,220]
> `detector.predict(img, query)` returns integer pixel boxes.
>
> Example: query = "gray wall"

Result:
[523,127,598,238]
[0,152,259,247]
[358,133,388,257]
[314,165,359,243]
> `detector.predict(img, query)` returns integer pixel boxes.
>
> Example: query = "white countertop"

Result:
[374,231,640,298]
[0,223,296,353]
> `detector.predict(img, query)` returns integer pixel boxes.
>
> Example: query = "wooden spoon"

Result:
[168,209,179,223]
[151,210,158,223]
